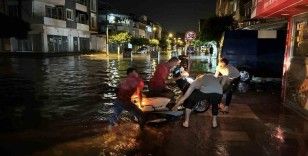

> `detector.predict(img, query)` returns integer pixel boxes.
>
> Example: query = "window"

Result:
[66,9,73,20]
[45,6,53,18]
[8,5,19,17]
[294,20,308,56]
[46,5,64,20]
[57,7,64,20]
[90,0,96,12]
[78,13,87,24]
[91,16,96,28]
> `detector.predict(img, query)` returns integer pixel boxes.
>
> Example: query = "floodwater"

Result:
[0,54,307,156]
[0,54,211,131]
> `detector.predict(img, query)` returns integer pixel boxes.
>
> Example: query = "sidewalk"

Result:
[0,90,307,156]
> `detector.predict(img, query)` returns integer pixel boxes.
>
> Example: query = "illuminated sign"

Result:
[253,0,307,18]
[185,31,196,41]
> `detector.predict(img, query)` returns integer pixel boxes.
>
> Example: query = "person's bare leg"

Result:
[183,108,192,127]
[212,115,218,128]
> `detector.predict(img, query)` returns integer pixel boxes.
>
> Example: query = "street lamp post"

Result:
[106,25,109,56]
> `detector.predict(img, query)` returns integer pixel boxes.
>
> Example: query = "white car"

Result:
[136,47,148,54]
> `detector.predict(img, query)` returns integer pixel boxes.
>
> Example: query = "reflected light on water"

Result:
[32,123,142,155]
[272,126,285,143]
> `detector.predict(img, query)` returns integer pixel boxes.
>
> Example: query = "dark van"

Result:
[221,30,286,81]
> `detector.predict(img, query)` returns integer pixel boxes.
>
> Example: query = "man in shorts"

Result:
[173,74,223,128]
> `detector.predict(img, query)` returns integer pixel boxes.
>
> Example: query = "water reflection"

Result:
[0,54,194,130]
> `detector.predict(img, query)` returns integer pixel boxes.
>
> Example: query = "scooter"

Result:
[130,71,210,124]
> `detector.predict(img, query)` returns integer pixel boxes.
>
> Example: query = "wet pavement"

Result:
[0,54,307,155]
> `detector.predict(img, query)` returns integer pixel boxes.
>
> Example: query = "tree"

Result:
[149,39,159,47]
[109,31,132,55]
[192,39,205,47]
[130,37,149,47]
[159,37,168,51]
[200,15,235,45]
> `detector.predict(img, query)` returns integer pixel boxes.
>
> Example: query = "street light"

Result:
[168,33,173,38]
[153,26,157,39]
[106,25,109,56]
[106,14,115,56]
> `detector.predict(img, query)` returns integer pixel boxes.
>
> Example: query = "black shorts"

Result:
[175,78,190,93]
[183,90,222,109]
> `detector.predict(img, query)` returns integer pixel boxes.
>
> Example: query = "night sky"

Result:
[104,0,216,33]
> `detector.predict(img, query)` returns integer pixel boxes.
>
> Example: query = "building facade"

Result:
[252,0,308,118]
[216,0,287,30]
[2,0,99,52]
[98,12,160,40]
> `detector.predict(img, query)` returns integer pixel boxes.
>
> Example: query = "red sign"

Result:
[253,0,308,18]
[185,31,196,41]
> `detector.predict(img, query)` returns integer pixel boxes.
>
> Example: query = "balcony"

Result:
[76,1,87,12]
[77,23,89,31]
[40,0,65,6]
[44,17,66,28]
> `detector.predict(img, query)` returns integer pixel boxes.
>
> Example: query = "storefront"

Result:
[252,0,308,118]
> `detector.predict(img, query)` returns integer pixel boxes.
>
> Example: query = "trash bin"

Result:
[123,48,132,58]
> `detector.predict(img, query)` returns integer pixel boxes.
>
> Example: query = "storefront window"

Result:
[286,13,308,112]
[293,19,308,56]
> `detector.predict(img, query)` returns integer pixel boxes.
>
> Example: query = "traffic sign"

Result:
[185,31,196,41]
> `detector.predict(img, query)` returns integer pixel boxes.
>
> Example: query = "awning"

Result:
[0,13,31,39]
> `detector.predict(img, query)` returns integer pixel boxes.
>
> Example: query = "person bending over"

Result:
[108,67,145,129]
[148,57,180,99]
[173,74,223,128]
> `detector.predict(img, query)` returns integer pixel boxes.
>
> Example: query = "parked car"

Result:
[221,30,286,82]
[136,46,149,54]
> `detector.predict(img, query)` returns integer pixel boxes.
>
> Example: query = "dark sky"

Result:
[104,0,216,33]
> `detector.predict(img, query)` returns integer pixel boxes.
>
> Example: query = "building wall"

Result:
[6,0,98,52]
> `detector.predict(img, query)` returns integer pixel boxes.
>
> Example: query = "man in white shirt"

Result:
[173,74,223,128]
[214,58,240,113]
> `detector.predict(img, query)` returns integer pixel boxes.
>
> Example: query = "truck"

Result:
[221,30,286,82]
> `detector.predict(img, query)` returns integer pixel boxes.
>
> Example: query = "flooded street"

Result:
[0,54,307,156]
[0,54,198,130]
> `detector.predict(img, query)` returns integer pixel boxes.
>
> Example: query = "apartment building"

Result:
[98,12,160,39]
[2,0,99,52]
